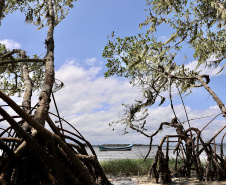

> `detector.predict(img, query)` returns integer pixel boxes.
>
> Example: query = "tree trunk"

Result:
[34,0,55,127]
[0,0,5,23]
[0,1,112,184]
[21,50,32,133]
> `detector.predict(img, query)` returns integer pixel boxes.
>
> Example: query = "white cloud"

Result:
[0,39,21,50]
[85,57,97,66]
[209,105,219,110]
[1,59,224,145]
[185,60,226,77]
[52,60,140,115]
[48,60,142,144]
[48,61,225,144]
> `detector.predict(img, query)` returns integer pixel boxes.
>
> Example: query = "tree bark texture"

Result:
[21,50,33,132]
[149,125,226,183]
[34,0,55,127]
[0,0,5,23]
[0,90,111,184]
[197,76,226,118]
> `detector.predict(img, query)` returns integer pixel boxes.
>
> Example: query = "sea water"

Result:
[87,145,226,162]
[0,144,224,161]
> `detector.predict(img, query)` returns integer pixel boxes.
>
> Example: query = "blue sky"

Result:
[0,0,225,144]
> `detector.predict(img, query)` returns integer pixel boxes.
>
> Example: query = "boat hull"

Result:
[98,144,133,151]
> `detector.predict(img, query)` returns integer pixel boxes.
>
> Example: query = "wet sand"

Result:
[109,175,226,185]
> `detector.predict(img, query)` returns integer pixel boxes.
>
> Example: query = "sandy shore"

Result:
[108,175,226,185]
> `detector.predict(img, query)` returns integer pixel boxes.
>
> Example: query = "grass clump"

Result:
[100,158,188,176]
[101,158,210,177]
[100,158,154,176]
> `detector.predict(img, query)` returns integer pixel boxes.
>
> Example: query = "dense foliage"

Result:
[0,44,44,96]
[103,0,226,133]
[3,0,75,28]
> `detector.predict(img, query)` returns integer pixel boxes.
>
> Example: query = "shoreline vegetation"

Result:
[100,158,226,184]
[100,158,185,176]
[101,159,154,176]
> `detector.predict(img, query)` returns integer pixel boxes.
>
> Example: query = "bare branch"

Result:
[0,137,22,142]
[197,75,226,117]
[0,139,15,159]
[1,49,23,59]
[0,59,44,66]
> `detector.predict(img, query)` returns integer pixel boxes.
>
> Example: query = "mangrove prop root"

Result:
[0,95,111,185]
[150,126,226,183]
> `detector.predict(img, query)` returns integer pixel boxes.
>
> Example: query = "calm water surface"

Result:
[87,145,226,162]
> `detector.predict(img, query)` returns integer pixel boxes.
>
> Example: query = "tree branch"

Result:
[2,49,23,59]
[0,137,22,143]
[0,90,96,184]
[0,105,54,167]
[158,65,210,85]
[0,59,44,66]
[0,0,5,23]
[197,75,226,117]
[0,139,15,159]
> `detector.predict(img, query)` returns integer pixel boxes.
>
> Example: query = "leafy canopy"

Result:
[0,0,77,96]
[102,0,225,132]
[0,44,45,96]
[3,0,77,29]
[142,0,226,70]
